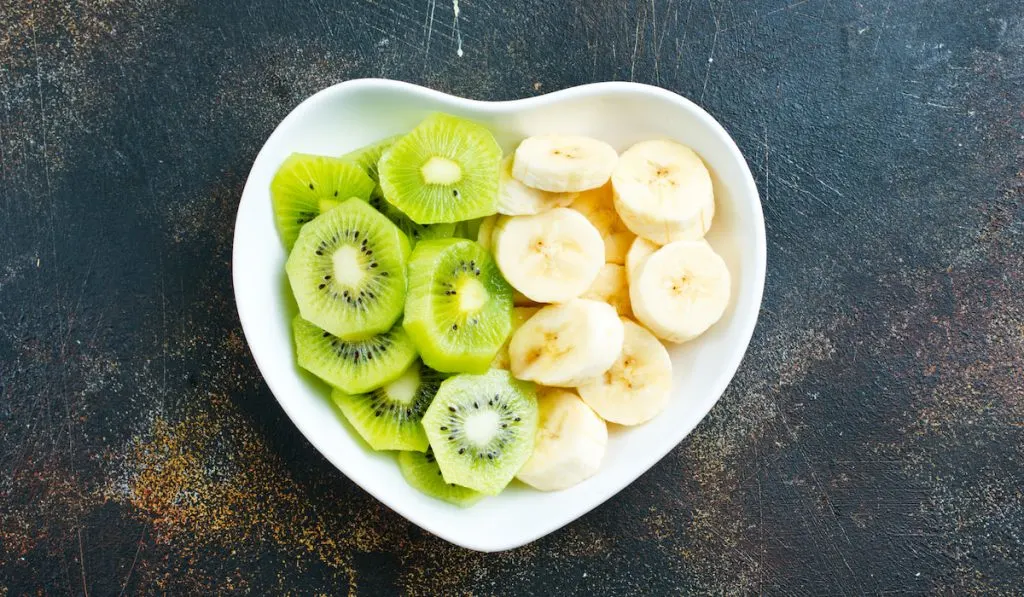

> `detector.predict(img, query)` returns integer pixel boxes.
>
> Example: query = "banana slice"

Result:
[625,236,660,280]
[626,236,709,281]
[498,156,578,215]
[492,208,604,303]
[491,306,541,370]
[509,299,624,387]
[513,135,618,193]
[515,388,608,491]
[581,263,632,318]
[476,214,499,251]
[570,183,636,264]
[612,140,715,244]
[577,318,673,425]
[630,240,731,343]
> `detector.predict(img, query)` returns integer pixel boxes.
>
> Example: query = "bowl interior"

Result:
[233,80,765,552]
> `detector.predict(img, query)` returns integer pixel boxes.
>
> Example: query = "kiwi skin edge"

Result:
[398,449,484,507]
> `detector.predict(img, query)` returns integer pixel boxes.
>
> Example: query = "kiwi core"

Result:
[332,245,366,287]
[456,277,488,313]
[464,410,501,446]
[385,365,421,405]
[421,156,462,185]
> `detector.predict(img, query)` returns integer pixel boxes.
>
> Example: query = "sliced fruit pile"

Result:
[272,114,732,506]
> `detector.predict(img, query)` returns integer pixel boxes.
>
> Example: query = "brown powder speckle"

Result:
[104,393,389,589]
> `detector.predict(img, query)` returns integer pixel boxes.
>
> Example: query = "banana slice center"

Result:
[646,160,680,187]
[530,235,584,273]
[332,245,366,288]
[663,272,695,296]
[421,156,463,185]
[552,147,580,160]
[524,330,570,366]
[604,355,638,389]
[538,408,569,441]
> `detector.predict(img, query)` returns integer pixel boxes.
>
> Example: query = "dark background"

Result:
[1,0,1022,594]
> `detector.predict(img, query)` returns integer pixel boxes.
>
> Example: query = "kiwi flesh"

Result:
[340,135,401,183]
[271,153,376,250]
[454,217,483,241]
[378,113,502,224]
[286,197,410,339]
[371,191,457,246]
[330,360,444,452]
[293,315,417,395]
[398,448,484,507]
[341,136,458,245]
[421,369,539,495]
[403,238,513,373]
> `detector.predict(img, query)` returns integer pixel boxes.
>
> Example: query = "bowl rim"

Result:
[232,78,767,551]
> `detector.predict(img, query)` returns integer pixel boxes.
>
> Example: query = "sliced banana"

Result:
[630,240,731,343]
[625,236,710,281]
[515,388,608,491]
[581,263,632,318]
[512,135,618,193]
[498,155,578,215]
[612,139,715,244]
[491,306,541,370]
[625,236,660,280]
[509,299,624,387]
[577,318,673,425]
[570,183,636,264]
[476,214,499,251]
[492,208,604,303]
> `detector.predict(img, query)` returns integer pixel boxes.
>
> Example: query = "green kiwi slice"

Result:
[271,153,376,250]
[340,135,401,183]
[286,198,410,340]
[330,360,444,451]
[421,370,539,495]
[453,217,483,240]
[398,448,484,507]
[403,238,513,373]
[293,316,417,395]
[341,136,458,245]
[370,191,457,246]
[378,113,502,224]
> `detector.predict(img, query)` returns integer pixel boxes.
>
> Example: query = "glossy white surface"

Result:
[232,79,766,552]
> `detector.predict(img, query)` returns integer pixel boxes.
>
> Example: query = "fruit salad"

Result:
[270,113,731,506]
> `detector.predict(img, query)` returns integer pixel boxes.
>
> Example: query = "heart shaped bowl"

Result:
[232,79,766,552]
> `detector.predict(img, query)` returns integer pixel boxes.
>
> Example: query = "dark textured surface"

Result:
[1,0,1022,594]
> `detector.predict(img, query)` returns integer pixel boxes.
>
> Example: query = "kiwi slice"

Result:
[371,191,457,246]
[421,370,539,495]
[398,448,484,507]
[271,153,376,250]
[286,198,410,340]
[341,137,458,245]
[454,218,483,240]
[293,316,417,394]
[330,360,444,451]
[378,113,502,224]
[403,238,513,373]
[340,135,401,183]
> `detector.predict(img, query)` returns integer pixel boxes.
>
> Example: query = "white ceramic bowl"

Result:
[232,79,766,552]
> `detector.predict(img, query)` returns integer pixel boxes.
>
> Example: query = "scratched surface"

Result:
[1,0,1022,594]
